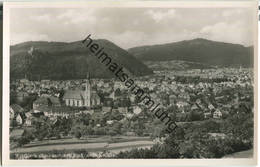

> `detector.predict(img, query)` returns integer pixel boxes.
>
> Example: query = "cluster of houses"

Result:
[9,68,253,128]
[10,76,144,128]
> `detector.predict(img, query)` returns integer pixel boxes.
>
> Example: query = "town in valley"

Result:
[10,66,254,159]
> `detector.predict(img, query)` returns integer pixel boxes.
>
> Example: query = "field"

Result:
[11,136,154,154]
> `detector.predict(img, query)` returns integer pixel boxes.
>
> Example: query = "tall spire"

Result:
[87,71,90,80]
[85,71,91,107]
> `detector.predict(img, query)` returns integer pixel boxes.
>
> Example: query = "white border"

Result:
[2,1,258,166]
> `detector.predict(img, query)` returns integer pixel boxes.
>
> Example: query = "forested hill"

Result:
[128,38,253,67]
[10,40,153,80]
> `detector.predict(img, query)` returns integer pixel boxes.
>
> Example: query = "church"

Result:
[63,74,101,107]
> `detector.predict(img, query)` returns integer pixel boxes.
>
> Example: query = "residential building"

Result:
[213,109,222,119]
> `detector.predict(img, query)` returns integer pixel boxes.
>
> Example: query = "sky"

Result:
[10,7,254,49]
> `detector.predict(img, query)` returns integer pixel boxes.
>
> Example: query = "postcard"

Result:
[2,0,258,166]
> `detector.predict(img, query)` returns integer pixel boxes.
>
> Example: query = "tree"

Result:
[93,127,106,135]
[20,94,37,109]
[75,131,82,139]
[188,110,204,121]
[112,111,124,121]
[115,147,158,158]
[83,125,94,136]
[115,88,121,96]
[112,122,122,134]
[157,132,181,158]
[10,119,17,127]
[17,137,30,147]
[16,128,35,147]
[179,141,201,158]
[202,120,221,133]
[108,129,117,136]
[70,123,86,139]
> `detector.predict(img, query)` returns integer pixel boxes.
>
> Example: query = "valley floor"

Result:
[11,136,154,154]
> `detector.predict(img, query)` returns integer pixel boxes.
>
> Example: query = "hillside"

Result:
[10,40,153,80]
[128,38,253,67]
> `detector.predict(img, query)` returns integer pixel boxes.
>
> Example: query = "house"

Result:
[108,90,115,100]
[10,104,24,119]
[178,92,190,101]
[213,109,222,119]
[81,110,94,115]
[204,112,212,119]
[169,94,177,105]
[176,101,189,109]
[33,105,51,114]
[114,82,125,90]
[33,97,50,109]
[44,106,71,118]
[16,113,23,125]
[103,97,113,106]
[25,110,45,126]
[25,112,32,118]
[208,133,226,139]
[15,91,29,103]
[10,129,24,140]
[129,94,136,103]
[208,103,215,110]
[196,99,202,104]
[9,106,16,120]
[20,78,29,84]
[191,104,199,111]
[125,113,134,119]
[24,111,33,126]
[125,131,136,136]
[102,106,112,113]
[25,117,32,126]
[118,107,128,114]
[109,89,122,100]
[97,80,104,87]
[106,120,114,125]
[112,108,120,114]
[133,106,142,115]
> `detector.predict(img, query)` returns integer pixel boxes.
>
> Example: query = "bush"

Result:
[75,131,82,139]
[188,110,204,121]
[17,137,30,147]
[74,149,89,158]
[10,153,16,159]
[116,148,158,158]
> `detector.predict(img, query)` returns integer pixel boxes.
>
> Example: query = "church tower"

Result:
[85,72,91,107]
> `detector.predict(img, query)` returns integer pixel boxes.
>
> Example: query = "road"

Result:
[11,140,154,154]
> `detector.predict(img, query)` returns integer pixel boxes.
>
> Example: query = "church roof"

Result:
[63,90,87,100]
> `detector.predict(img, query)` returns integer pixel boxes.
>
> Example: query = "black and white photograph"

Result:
[2,1,258,166]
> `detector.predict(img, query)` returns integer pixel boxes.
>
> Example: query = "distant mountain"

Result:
[10,40,153,80]
[128,38,253,67]
[144,60,216,71]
